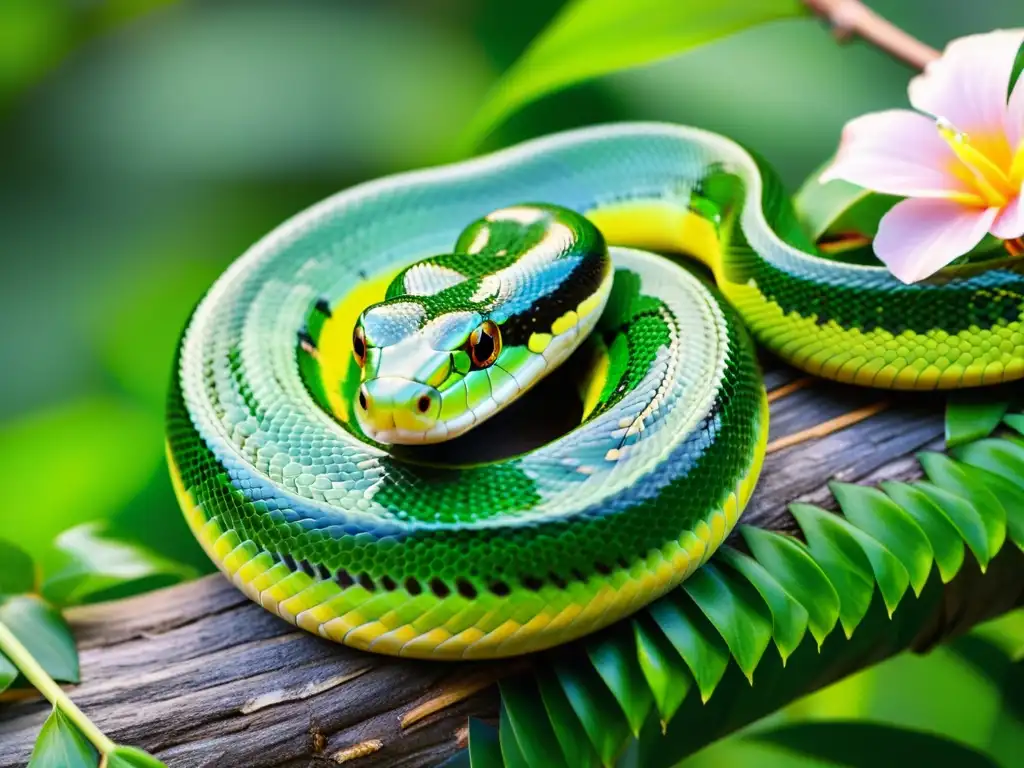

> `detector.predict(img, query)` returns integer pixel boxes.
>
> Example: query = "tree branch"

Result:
[804,0,940,70]
[1,367,994,767]
[0,543,1018,767]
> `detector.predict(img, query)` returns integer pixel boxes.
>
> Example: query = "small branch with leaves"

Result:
[0,542,167,768]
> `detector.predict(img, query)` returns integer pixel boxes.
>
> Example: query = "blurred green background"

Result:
[1,1,1022,765]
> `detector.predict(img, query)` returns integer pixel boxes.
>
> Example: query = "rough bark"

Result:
[1,364,1019,767]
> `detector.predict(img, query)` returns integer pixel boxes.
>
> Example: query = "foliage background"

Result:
[1,1,1021,765]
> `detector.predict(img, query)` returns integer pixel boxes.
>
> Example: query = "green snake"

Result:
[167,123,1024,660]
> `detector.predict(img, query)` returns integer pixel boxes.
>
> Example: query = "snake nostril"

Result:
[358,386,370,412]
[417,394,432,414]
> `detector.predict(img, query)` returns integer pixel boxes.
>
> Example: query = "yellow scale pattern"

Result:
[166,388,767,659]
[733,292,1024,388]
[588,200,1024,389]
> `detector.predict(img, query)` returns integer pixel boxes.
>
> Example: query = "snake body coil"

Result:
[167,123,1024,659]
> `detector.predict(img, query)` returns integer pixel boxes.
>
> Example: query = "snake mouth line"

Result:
[357,405,462,446]
[364,425,438,445]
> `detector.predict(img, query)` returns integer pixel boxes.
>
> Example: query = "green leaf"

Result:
[953,463,1024,553]
[43,523,196,608]
[0,539,37,595]
[682,562,772,683]
[1010,40,1024,98]
[632,617,692,727]
[829,483,933,596]
[499,677,568,768]
[0,595,78,683]
[647,592,729,702]
[717,547,808,664]
[969,609,1024,662]
[793,172,869,241]
[953,440,1024,549]
[536,667,600,768]
[953,437,1024,485]
[553,659,632,765]
[0,651,17,694]
[460,0,807,147]
[945,396,1010,448]
[913,481,994,570]
[789,504,877,635]
[0,398,162,577]
[980,473,1024,550]
[740,526,840,645]
[846,532,909,618]
[585,630,653,737]
[498,701,529,768]
[750,720,999,768]
[28,707,97,768]
[468,718,504,768]
[792,171,898,243]
[880,481,965,583]
[102,746,166,768]
[918,452,1006,566]
[947,633,1024,728]
[1004,414,1024,435]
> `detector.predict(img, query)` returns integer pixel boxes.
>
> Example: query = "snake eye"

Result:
[352,325,367,367]
[469,320,501,369]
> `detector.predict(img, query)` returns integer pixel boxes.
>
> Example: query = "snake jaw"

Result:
[355,376,442,444]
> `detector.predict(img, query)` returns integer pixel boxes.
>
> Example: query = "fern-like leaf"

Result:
[465,424,1023,767]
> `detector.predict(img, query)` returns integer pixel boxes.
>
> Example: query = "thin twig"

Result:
[0,621,116,756]
[401,666,517,729]
[803,0,940,70]
[331,739,383,764]
[766,401,890,454]
[766,377,815,404]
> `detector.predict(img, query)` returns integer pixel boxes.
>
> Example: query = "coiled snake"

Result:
[167,123,1024,659]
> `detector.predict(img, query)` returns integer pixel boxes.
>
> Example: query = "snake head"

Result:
[352,301,502,444]
[351,203,613,446]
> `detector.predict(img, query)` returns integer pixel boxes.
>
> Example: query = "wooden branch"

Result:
[803,0,940,70]
[1,361,1019,767]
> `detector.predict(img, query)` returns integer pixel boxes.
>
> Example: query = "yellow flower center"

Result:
[937,118,1023,208]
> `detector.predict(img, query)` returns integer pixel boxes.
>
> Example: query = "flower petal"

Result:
[991,188,1024,240]
[909,29,1024,137]
[874,198,998,283]
[1008,73,1024,151]
[820,110,975,199]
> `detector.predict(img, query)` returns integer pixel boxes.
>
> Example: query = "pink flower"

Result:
[821,29,1024,283]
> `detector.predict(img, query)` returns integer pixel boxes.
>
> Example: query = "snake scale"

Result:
[167,123,1024,660]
